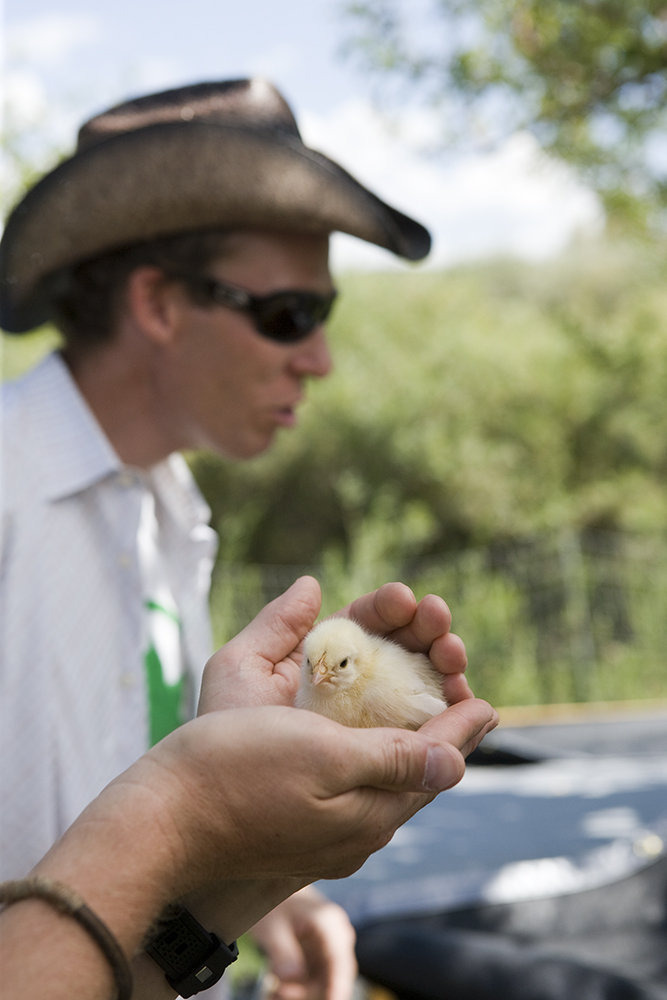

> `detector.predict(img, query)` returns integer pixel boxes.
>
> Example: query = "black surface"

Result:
[322,708,667,999]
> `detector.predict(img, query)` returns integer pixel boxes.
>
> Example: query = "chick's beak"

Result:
[312,661,332,686]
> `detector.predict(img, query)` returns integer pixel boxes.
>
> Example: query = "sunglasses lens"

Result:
[171,272,337,343]
[257,293,336,342]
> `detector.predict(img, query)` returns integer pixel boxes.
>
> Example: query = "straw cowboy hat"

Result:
[0,77,431,333]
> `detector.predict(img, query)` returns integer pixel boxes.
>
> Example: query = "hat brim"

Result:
[0,121,431,333]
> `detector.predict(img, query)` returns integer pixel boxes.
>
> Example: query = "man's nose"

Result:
[290,325,333,378]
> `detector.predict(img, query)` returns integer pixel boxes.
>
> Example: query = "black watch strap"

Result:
[145,904,238,997]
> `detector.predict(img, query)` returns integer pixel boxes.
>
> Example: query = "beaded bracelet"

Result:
[0,876,133,1000]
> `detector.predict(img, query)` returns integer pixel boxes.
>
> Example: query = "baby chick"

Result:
[295,617,448,730]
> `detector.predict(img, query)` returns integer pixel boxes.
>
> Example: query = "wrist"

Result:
[183,877,307,945]
[145,904,238,997]
[142,879,305,998]
[32,766,184,958]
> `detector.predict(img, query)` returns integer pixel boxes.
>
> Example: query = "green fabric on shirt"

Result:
[144,600,184,746]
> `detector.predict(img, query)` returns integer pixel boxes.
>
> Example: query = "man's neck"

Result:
[62,345,175,470]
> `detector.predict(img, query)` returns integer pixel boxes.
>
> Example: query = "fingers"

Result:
[299,901,357,1000]
[255,891,357,1000]
[429,628,467,669]
[420,699,499,764]
[429,630,475,702]
[342,585,456,657]
[388,592,457,656]
[254,917,307,992]
[340,584,473,700]
[393,591,452,644]
[340,581,417,634]
[441,670,475,704]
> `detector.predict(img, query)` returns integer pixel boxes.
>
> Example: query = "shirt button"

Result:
[118,552,132,568]
[119,673,136,688]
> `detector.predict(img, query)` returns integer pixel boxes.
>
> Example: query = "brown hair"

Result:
[52,230,233,348]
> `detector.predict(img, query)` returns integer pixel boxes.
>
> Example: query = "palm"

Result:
[198,578,321,714]
[198,575,472,716]
[219,646,304,709]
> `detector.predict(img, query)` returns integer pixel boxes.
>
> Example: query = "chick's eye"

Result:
[339,658,348,668]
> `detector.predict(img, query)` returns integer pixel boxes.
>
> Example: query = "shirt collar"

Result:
[27,352,122,501]
[32,352,212,531]
[148,453,212,535]
[15,352,211,530]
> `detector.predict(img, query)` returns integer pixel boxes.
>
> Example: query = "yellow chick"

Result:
[295,617,448,730]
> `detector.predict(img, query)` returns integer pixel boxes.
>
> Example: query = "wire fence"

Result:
[210,529,666,707]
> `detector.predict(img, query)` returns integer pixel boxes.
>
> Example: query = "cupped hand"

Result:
[133,698,498,898]
[340,583,472,705]
[199,577,472,715]
[198,576,322,712]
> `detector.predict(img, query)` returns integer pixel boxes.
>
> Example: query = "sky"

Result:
[3,0,603,271]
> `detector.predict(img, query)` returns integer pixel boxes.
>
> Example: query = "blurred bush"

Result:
[196,238,667,705]
[193,237,666,558]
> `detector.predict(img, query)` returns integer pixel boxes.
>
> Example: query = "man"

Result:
[0,77,464,998]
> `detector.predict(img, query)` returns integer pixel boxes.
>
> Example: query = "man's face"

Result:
[159,230,334,459]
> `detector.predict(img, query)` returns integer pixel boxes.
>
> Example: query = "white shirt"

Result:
[0,352,218,879]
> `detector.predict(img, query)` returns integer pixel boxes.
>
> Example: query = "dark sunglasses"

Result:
[166,271,337,343]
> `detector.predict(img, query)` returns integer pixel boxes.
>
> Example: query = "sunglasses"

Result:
[166,271,337,343]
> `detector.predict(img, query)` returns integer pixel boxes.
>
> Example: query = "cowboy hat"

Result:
[0,77,431,333]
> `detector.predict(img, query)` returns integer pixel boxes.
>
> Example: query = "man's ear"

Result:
[125,266,182,345]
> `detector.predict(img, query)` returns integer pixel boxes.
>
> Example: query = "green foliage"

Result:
[193,238,667,569]
[196,239,667,707]
[0,327,61,379]
[339,0,667,228]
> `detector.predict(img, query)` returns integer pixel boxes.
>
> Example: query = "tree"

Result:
[340,0,667,230]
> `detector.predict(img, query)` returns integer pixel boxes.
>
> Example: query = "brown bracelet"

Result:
[0,876,133,1000]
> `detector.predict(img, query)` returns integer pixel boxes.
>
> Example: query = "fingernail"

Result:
[423,745,457,792]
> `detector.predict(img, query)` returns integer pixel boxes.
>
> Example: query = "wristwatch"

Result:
[145,904,238,997]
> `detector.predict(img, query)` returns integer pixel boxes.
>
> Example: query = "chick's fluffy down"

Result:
[296,617,447,730]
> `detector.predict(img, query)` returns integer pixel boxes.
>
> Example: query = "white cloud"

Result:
[3,68,47,126]
[247,42,301,85]
[4,13,107,161]
[302,99,603,271]
[6,12,100,67]
[120,55,188,97]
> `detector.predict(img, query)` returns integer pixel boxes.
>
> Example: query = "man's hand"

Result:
[341,582,472,706]
[199,576,472,714]
[250,887,357,1000]
[138,700,498,892]
[198,576,321,712]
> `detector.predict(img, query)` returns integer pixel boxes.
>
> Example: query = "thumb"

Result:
[348,698,498,795]
[236,575,322,660]
[198,577,321,713]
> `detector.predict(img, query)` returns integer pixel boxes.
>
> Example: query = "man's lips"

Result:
[272,399,302,427]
